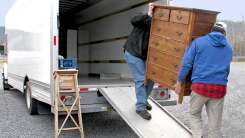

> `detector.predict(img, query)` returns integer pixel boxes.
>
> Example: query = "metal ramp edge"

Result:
[99,87,192,138]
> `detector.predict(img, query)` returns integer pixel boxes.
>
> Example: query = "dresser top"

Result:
[153,4,220,14]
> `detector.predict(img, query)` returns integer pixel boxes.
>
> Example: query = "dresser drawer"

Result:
[195,12,217,23]
[147,63,177,88]
[192,22,213,37]
[149,35,186,57]
[170,10,190,24]
[151,20,189,42]
[151,20,167,36]
[153,8,170,21]
[148,48,182,73]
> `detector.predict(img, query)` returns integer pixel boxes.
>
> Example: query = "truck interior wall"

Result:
[60,0,167,78]
[89,40,125,61]
[67,30,77,58]
[78,30,89,75]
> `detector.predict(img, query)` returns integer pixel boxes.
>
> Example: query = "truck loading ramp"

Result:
[100,87,192,138]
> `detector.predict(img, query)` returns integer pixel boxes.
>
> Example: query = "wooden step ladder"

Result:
[53,70,84,138]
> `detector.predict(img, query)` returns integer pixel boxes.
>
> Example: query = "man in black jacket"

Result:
[124,3,154,120]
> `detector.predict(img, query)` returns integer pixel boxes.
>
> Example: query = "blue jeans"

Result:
[124,51,154,111]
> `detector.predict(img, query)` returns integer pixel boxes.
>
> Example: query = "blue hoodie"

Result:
[178,32,233,85]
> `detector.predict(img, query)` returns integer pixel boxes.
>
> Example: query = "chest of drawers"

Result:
[145,5,219,103]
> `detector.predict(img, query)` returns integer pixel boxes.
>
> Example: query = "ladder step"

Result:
[60,127,80,131]
[58,106,79,111]
[59,90,76,93]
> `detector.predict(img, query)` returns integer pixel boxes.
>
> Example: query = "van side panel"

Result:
[5,0,53,104]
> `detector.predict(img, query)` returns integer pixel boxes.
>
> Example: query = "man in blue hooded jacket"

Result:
[175,22,233,138]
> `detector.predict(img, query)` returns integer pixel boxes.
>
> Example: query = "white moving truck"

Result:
[3,1,193,137]
[4,0,174,114]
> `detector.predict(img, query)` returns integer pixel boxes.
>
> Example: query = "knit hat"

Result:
[213,22,227,33]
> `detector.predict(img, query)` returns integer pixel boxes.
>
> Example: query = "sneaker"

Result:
[146,103,152,111]
[136,110,152,120]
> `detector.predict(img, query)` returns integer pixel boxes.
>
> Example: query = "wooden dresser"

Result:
[145,5,219,103]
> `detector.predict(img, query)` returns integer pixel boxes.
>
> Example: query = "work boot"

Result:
[136,110,152,120]
[146,103,152,111]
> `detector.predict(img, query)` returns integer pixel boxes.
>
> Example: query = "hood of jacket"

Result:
[208,31,228,47]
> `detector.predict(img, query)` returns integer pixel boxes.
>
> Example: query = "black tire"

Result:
[2,73,9,90]
[3,81,9,90]
[24,82,38,115]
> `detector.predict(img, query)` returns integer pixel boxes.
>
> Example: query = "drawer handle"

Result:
[155,42,160,47]
[158,13,164,17]
[176,32,183,37]
[173,64,178,68]
[171,79,176,84]
[157,28,161,32]
[176,15,183,21]
[174,47,180,52]
[153,57,158,61]
[151,71,156,75]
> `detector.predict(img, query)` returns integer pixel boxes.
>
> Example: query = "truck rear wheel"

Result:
[2,73,9,90]
[2,79,9,90]
[24,82,38,115]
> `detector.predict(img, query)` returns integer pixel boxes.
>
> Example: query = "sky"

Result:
[170,0,245,21]
[0,0,244,26]
[0,0,15,26]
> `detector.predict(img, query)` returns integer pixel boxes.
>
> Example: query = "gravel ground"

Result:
[0,84,137,138]
[0,62,244,138]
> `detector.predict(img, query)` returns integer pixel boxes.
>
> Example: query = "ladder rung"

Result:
[59,127,80,131]
[59,90,76,93]
[58,106,79,111]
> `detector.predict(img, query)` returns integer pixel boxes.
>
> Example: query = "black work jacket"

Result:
[124,14,151,60]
